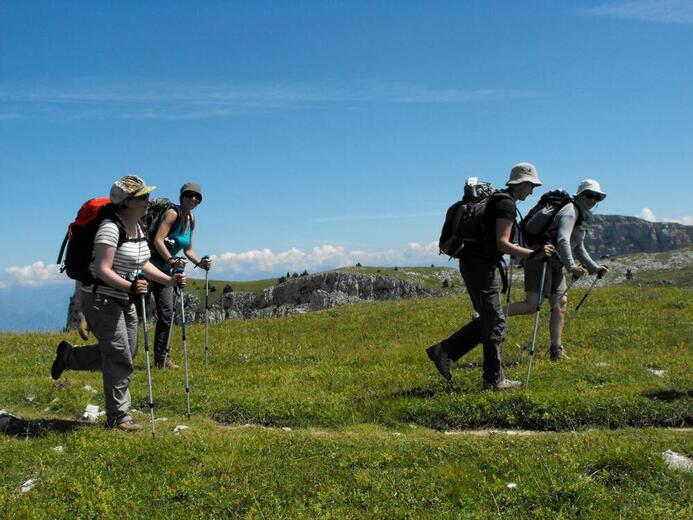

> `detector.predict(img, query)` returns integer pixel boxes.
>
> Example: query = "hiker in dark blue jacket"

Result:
[426,163,554,390]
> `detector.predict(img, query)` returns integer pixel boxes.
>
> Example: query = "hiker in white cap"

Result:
[426,163,554,391]
[507,179,609,360]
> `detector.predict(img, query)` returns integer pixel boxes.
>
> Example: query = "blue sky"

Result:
[1,0,692,296]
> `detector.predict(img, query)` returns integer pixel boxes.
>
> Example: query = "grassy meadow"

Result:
[1,283,691,518]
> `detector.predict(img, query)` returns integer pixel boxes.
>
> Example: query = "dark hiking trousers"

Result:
[439,254,506,386]
[152,281,175,365]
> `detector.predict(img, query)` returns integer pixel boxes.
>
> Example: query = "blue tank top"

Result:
[153,213,192,272]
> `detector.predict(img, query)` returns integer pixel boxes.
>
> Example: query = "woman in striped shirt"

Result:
[51,175,186,432]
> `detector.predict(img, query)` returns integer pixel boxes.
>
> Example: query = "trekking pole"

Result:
[563,267,607,332]
[525,261,547,389]
[501,257,518,365]
[503,257,514,322]
[201,256,210,368]
[162,290,176,368]
[137,273,156,437]
[176,266,191,418]
[162,257,186,368]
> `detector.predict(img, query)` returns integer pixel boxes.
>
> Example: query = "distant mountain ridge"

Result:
[585,215,693,258]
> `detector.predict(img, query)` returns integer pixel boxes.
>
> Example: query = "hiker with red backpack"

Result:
[147,182,211,369]
[507,179,609,360]
[52,175,186,432]
[426,163,554,390]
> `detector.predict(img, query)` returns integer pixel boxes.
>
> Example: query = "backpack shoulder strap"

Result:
[571,199,584,227]
[109,213,128,247]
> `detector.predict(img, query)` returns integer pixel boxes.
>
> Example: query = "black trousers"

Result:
[440,255,506,385]
[151,281,175,364]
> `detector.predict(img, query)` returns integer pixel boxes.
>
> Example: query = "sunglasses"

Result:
[183,191,202,201]
[132,193,150,201]
[583,192,601,201]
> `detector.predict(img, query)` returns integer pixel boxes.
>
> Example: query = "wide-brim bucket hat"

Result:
[574,179,606,201]
[506,162,542,186]
[110,175,156,205]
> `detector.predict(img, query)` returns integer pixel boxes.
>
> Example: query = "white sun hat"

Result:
[574,179,606,201]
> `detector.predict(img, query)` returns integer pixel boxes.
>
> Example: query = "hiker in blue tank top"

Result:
[150,182,212,369]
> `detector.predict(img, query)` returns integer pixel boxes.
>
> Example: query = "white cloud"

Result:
[0,242,445,288]
[4,262,66,287]
[582,0,693,25]
[0,80,546,121]
[639,207,658,221]
[213,242,442,276]
[638,208,693,225]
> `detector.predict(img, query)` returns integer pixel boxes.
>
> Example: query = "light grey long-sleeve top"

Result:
[546,201,600,274]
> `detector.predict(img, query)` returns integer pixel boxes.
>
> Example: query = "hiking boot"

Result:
[111,421,144,432]
[549,345,569,361]
[156,359,180,369]
[426,343,452,381]
[483,379,522,391]
[51,341,73,380]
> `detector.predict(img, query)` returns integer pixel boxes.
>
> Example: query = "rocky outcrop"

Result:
[585,215,693,258]
[221,272,440,320]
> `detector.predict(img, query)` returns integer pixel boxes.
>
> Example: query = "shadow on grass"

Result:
[643,389,693,402]
[1,416,85,437]
[391,383,471,399]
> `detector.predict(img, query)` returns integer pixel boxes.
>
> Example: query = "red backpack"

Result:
[57,198,125,285]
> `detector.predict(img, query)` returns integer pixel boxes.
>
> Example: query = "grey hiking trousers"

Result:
[439,255,505,386]
[66,291,139,427]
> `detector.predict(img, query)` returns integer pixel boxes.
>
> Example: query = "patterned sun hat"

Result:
[109,175,156,204]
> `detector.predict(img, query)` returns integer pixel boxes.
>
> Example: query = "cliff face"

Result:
[584,215,693,258]
[64,215,692,329]
[221,271,441,319]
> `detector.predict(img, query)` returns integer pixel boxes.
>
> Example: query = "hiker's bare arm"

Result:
[182,226,212,270]
[94,244,134,292]
[495,219,554,259]
[153,209,179,261]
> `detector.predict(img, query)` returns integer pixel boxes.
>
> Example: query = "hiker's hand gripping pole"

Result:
[564,264,608,332]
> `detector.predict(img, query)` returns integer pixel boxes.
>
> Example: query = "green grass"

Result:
[623,266,693,288]
[1,285,691,517]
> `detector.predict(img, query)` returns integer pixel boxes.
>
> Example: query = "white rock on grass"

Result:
[20,479,37,493]
[83,385,98,394]
[647,368,665,377]
[51,446,64,453]
[173,425,189,434]
[662,450,693,472]
[81,404,99,422]
[507,482,517,489]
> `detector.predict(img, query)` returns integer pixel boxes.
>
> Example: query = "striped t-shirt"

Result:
[81,219,151,301]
